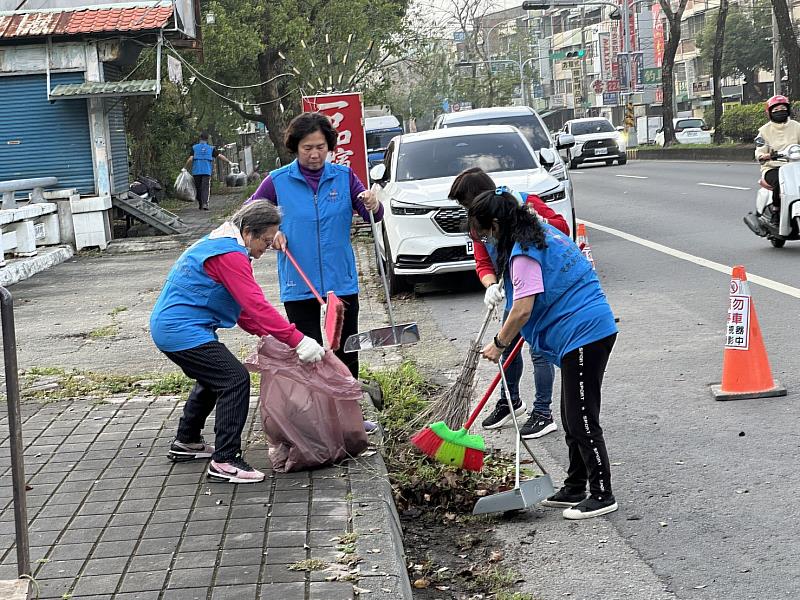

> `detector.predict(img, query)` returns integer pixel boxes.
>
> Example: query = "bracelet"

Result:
[493,334,508,350]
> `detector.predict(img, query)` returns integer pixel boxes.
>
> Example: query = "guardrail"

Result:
[0,178,58,211]
[0,179,61,264]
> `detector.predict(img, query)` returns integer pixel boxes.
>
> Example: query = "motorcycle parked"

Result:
[743,137,800,248]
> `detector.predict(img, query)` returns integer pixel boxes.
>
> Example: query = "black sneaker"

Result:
[481,399,527,429]
[540,487,587,508]
[563,495,618,520]
[168,437,215,462]
[520,413,557,439]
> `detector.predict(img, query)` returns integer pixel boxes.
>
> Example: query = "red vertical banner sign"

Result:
[652,2,664,68]
[301,93,369,187]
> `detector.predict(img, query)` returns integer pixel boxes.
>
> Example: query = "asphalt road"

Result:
[400,159,800,600]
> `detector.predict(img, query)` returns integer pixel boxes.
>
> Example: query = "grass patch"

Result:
[21,368,194,402]
[88,325,118,339]
[146,372,194,395]
[109,306,128,317]
[287,559,328,571]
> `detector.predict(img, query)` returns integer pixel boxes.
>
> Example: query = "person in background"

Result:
[471,189,618,520]
[185,132,234,211]
[150,201,325,484]
[247,112,383,379]
[449,167,569,439]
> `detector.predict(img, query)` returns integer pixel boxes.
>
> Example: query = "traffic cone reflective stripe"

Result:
[576,223,595,269]
[711,265,786,400]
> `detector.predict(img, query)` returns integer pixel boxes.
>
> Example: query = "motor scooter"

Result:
[743,137,800,247]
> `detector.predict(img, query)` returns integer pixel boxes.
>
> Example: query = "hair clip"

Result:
[494,186,509,196]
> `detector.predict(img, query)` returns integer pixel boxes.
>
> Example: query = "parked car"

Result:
[561,117,627,168]
[369,125,575,294]
[433,106,575,188]
[654,118,712,146]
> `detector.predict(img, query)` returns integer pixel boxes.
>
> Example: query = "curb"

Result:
[0,245,73,287]
[349,395,413,599]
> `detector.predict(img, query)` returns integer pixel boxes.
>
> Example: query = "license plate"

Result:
[466,240,474,256]
[686,131,698,136]
[594,148,608,155]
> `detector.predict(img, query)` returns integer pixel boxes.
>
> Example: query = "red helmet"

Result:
[766,95,790,113]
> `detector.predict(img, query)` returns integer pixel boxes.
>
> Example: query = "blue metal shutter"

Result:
[103,64,131,194]
[0,73,95,195]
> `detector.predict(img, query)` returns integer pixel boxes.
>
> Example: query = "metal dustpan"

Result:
[344,199,420,352]
[473,362,554,515]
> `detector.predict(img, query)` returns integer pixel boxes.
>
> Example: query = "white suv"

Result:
[562,117,627,168]
[369,125,575,294]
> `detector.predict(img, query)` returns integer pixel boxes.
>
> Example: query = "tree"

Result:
[658,0,690,146]
[771,0,800,97]
[710,0,728,144]
[190,0,410,164]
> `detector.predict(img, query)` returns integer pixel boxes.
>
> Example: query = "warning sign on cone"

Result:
[576,223,595,270]
[711,265,786,401]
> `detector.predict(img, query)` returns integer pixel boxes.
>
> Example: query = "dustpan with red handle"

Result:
[282,248,345,351]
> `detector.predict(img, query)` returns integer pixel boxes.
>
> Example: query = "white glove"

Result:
[483,283,505,309]
[295,336,325,363]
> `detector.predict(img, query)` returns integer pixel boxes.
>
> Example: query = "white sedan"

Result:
[369,125,575,294]
[655,118,713,146]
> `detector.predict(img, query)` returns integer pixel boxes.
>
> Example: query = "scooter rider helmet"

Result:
[766,95,790,114]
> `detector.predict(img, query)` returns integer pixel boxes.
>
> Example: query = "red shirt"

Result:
[204,252,304,348]
[473,193,570,281]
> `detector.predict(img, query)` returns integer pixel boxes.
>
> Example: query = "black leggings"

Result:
[764,168,780,206]
[560,333,617,501]
[284,294,359,379]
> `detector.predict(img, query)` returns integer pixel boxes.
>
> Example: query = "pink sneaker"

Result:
[207,456,265,484]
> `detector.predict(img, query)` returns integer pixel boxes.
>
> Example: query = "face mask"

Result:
[771,110,789,123]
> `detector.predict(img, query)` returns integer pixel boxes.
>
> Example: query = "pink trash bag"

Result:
[244,336,369,472]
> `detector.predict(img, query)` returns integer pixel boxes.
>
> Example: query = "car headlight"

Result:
[786,144,800,161]
[548,161,568,181]
[539,187,566,203]
[390,200,434,216]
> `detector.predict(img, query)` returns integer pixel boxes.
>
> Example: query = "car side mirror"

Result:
[754,135,765,148]
[370,163,387,182]
[556,133,575,150]
[539,147,557,168]
[616,126,624,132]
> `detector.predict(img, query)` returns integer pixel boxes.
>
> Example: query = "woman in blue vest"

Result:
[150,201,325,484]
[248,112,383,379]
[185,132,234,210]
[471,189,619,520]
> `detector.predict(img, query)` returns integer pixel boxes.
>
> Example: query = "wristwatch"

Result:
[493,334,508,350]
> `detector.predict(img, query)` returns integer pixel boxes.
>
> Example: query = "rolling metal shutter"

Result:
[0,72,95,195]
[103,64,131,194]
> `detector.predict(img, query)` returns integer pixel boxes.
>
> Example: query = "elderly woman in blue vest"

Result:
[470,189,619,520]
[151,201,325,484]
[185,132,233,210]
[248,112,383,379]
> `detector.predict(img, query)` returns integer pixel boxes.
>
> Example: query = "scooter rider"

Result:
[754,95,800,229]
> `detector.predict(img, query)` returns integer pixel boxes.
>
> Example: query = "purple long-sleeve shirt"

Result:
[247,163,384,223]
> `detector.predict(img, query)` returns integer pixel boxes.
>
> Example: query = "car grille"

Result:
[396,245,473,269]
[582,138,618,150]
[433,207,467,234]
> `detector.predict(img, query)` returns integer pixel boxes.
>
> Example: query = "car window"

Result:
[676,118,705,129]
[384,141,395,175]
[395,132,538,182]
[366,131,399,152]
[570,120,615,135]
[442,115,551,150]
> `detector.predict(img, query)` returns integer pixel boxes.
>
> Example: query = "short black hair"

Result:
[199,132,209,141]
[449,167,497,209]
[284,112,338,154]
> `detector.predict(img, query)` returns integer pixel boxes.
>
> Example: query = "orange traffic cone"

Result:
[576,223,595,269]
[711,265,786,400]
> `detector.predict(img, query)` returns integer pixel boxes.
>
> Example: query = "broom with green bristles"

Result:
[411,337,526,472]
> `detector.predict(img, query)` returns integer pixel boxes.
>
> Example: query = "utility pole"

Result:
[772,8,781,95]
[580,6,588,117]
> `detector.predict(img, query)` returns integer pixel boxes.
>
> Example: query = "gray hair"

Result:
[230,200,282,237]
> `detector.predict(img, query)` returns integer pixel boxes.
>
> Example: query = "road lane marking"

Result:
[698,182,750,191]
[580,219,800,299]
[615,174,648,179]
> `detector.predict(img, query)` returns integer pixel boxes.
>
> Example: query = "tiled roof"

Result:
[0,3,173,40]
[49,79,158,99]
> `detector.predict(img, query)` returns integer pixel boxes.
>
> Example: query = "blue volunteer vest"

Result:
[150,235,248,352]
[509,224,617,366]
[271,159,358,302]
[192,142,214,176]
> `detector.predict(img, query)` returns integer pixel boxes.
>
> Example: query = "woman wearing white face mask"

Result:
[755,95,800,228]
[150,201,324,484]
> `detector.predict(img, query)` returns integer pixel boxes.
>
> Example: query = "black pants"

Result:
[163,341,250,462]
[193,174,211,208]
[560,333,617,501]
[764,168,780,207]
[284,294,359,378]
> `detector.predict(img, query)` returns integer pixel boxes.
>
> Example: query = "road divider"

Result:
[580,219,800,299]
[698,182,750,191]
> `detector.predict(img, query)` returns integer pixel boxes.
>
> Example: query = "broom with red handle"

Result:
[411,336,526,471]
[282,247,345,351]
